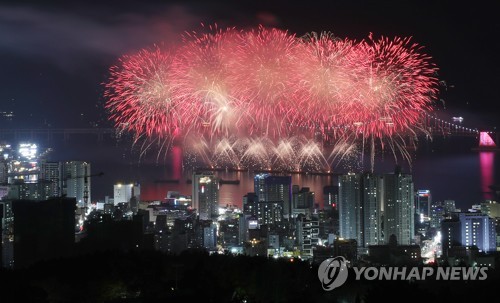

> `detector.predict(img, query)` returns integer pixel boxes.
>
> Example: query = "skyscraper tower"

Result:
[416,190,431,219]
[260,175,292,219]
[338,172,381,247]
[192,173,219,220]
[254,173,270,202]
[338,173,361,243]
[62,161,91,208]
[362,173,381,247]
[382,167,415,245]
[40,161,62,197]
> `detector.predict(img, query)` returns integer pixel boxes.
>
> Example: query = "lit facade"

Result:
[459,212,496,253]
[442,212,497,255]
[257,201,283,225]
[7,180,57,201]
[430,201,445,229]
[257,175,292,219]
[297,216,319,260]
[0,200,14,268]
[338,172,381,248]
[362,173,381,247]
[8,143,41,184]
[203,222,217,250]
[192,173,219,220]
[254,173,270,202]
[40,161,62,197]
[62,161,91,208]
[383,169,415,245]
[113,183,140,205]
[338,173,361,244]
[416,189,431,219]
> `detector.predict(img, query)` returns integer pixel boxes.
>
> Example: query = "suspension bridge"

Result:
[420,112,498,151]
[0,111,497,150]
[0,127,122,142]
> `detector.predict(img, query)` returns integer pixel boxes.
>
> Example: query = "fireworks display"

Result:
[104,24,439,171]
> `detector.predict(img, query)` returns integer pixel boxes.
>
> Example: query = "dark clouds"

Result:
[0,4,202,73]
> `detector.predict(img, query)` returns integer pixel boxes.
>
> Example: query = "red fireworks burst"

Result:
[104,25,439,161]
[104,46,184,138]
[229,25,304,137]
[173,24,244,136]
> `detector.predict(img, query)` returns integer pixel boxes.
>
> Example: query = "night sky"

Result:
[1,0,500,206]
[1,0,499,129]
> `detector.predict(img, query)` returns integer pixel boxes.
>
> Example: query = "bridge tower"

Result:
[473,131,499,151]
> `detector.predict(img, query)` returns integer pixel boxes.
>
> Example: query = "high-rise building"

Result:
[362,173,381,247]
[459,212,496,252]
[338,172,381,248]
[430,201,445,229]
[40,161,62,197]
[203,222,218,251]
[323,185,338,209]
[299,217,319,261]
[416,190,431,219]
[238,214,249,245]
[338,173,362,243]
[254,173,270,202]
[382,168,414,245]
[441,212,497,255]
[7,143,41,184]
[242,192,258,217]
[62,161,91,208]
[0,161,7,184]
[441,218,462,257]
[192,173,219,220]
[113,183,140,205]
[256,175,292,219]
[268,234,280,250]
[257,201,283,225]
[7,180,57,201]
[0,200,14,268]
[292,187,314,218]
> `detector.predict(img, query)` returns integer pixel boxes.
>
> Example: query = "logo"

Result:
[317,256,348,291]
[317,257,489,291]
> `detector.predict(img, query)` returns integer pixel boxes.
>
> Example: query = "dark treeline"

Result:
[1,250,499,303]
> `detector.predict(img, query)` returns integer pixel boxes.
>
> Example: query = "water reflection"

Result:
[479,152,495,200]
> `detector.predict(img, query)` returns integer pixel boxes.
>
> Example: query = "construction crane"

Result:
[82,171,104,207]
[60,171,104,200]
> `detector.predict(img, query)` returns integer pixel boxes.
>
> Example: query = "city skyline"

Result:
[0,0,497,239]
[0,134,498,213]
[1,1,499,203]
[2,2,500,302]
